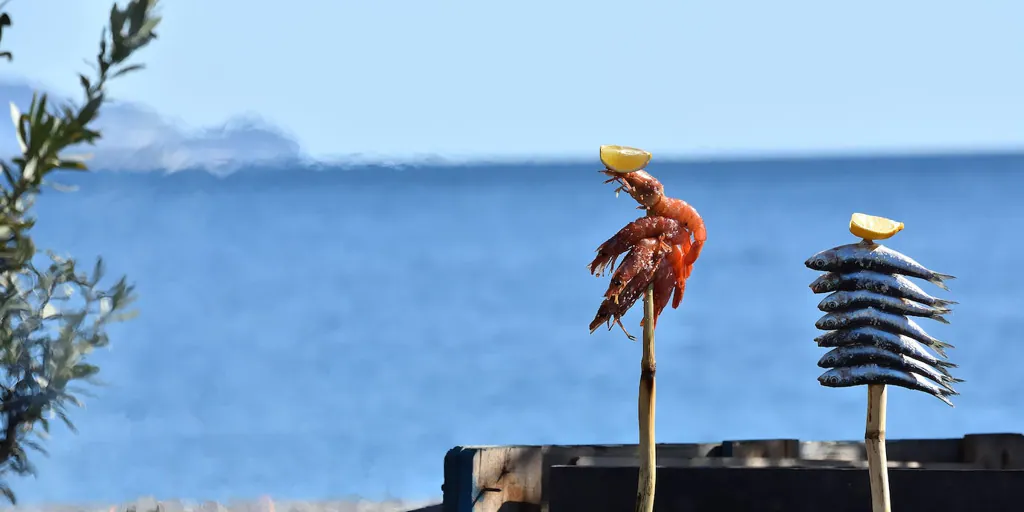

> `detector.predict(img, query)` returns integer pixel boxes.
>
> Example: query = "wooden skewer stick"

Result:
[635,284,657,512]
[865,384,891,512]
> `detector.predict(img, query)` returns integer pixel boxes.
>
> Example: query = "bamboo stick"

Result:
[635,284,657,512]
[865,384,891,512]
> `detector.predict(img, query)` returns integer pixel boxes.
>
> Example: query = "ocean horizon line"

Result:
[67,146,1024,177]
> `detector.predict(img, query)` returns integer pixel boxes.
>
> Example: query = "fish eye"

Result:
[826,301,839,309]
[829,376,839,385]
[814,258,827,269]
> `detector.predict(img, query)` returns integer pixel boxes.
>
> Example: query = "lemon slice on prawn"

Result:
[600,145,651,173]
[849,213,904,241]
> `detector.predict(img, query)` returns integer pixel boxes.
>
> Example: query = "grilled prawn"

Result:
[589,169,706,338]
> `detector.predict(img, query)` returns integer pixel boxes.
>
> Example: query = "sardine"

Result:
[815,307,949,349]
[815,325,954,362]
[817,345,961,391]
[809,270,957,308]
[805,241,955,290]
[817,290,950,323]
[818,364,957,407]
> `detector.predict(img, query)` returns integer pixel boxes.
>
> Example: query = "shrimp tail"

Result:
[683,239,704,266]
[672,277,687,309]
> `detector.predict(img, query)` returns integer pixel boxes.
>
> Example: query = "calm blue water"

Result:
[12,154,1024,504]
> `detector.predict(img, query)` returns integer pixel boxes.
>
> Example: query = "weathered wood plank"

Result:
[963,433,1024,469]
[799,441,865,461]
[442,443,720,512]
[798,438,963,463]
[442,435,1024,512]
[721,439,800,459]
[572,455,976,470]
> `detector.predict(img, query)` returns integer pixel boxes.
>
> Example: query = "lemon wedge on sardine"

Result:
[849,213,904,241]
[600,145,651,173]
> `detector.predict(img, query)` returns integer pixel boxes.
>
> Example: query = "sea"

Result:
[11,152,1024,504]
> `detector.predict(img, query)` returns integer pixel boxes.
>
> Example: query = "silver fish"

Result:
[815,325,954,362]
[818,364,957,407]
[815,307,949,349]
[809,270,957,308]
[817,345,961,391]
[805,241,955,290]
[817,290,951,323]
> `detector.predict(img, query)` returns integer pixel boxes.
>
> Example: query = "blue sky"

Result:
[3,0,1024,162]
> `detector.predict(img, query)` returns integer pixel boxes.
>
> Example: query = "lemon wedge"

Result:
[599,145,651,173]
[849,213,904,241]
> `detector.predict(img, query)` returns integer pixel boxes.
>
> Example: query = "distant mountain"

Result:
[0,81,304,174]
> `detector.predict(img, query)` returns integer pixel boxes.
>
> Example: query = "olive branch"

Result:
[0,0,160,502]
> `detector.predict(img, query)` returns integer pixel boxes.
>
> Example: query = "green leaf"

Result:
[70,363,99,379]
[109,63,145,79]
[21,439,47,455]
[8,102,26,154]
[109,4,126,40]
[1,161,16,187]
[35,93,48,125]
[138,16,161,40]
[56,159,88,171]
[1,484,15,504]
[55,410,77,433]
[77,96,103,126]
[98,28,109,70]
[91,258,105,284]
[128,0,148,33]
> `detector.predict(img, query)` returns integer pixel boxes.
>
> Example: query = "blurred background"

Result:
[1,0,1022,505]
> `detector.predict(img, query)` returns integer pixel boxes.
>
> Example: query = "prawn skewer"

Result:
[590,146,706,512]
